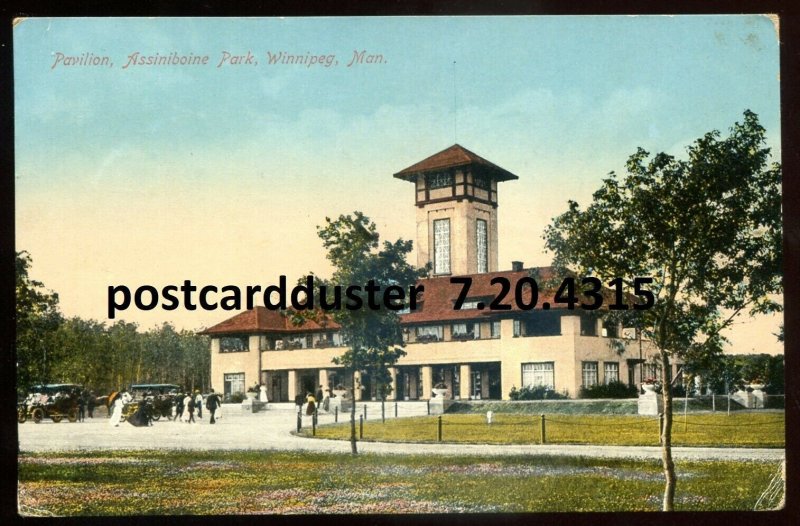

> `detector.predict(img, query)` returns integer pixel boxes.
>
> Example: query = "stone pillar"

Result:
[560,315,580,336]
[481,366,490,399]
[354,370,363,401]
[421,365,433,400]
[459,364,471,400]
[389,367,398,401]
[287,370,297,401]
[318,369,329,393]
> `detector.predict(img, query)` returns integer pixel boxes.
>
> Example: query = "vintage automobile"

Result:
[128,383,181,421]
[18,383,83,423]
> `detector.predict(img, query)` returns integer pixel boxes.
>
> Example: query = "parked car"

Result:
[18,383,83,423]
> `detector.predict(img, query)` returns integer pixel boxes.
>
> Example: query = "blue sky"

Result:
[14,16,782,352]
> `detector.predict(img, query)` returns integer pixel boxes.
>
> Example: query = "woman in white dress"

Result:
[109,394,124,427]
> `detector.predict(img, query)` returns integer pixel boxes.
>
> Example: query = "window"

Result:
[451,322,480,339]
[582,362,598,387]
[522,362,555,389]
[644,363,660,381]
[491,321,501,339]
[223,373,245,396]
[521,312,561,336]
[473,175,489,189]
[428,172,453,189]
[219,336,249,353]
[513,319,522,337]
[476,219,488,273]
[602,321,619,338]
[451,323,467,336]
[433,218,451,274]
[604,362,619,384]
[580,315,598,336]
[416,325,443,341]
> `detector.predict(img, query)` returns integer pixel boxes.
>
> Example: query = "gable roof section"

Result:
[393,144,519,182]
[198,306,339,336]
[199,266,619,335]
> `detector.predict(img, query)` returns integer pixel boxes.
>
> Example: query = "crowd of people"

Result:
[98,388,224,427]
[296,385,338,416]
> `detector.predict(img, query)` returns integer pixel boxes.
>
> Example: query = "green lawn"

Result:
[18,450,781,514]
[300,412,784,448]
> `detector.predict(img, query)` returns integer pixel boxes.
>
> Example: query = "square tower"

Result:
[394,144,518,276]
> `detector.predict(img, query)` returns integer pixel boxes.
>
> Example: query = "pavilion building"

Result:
[203,145,669,401]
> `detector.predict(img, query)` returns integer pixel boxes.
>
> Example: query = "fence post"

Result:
[427,400,430,415]
[359,414,363,439]
[382,400,385,423]
[438,415,442,442]
[395,402,398,418]
[296,412,301,433]
[335,406,338,423]
[364,404,367,421]
[540,414,546,444]
[712,393,716,412]
[312,414,316,436]
[658,412,664,445]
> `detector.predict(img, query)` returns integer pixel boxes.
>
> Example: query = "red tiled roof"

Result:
[400,267,571,324]
[393,144,519,182]
[198,306,339,335]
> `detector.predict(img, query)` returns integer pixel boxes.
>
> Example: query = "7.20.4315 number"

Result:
[450,276,654,311]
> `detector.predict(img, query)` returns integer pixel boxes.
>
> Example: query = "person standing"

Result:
[315,385,324,405]
[87,391,95,418]
[194,390,203,419]
[305,392,316,416]
[205,389,221,424]
[174,393,184,422]
[184,393,195,423]
[322,388,331,412]
[77,393,86,422]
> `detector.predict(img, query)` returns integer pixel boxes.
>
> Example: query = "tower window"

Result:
[476,219,488,273]
[433,218,451,274]
[428,172,453,189]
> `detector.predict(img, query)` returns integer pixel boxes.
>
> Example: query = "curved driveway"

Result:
[17,403,784,462]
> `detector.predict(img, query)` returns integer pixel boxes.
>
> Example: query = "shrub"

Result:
[225,392,245,404]
[579,381,638,399]
[509,385,569,400]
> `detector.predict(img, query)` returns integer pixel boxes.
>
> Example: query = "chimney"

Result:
[511,261,524,271]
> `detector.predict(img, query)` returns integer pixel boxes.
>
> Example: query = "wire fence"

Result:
[298,403,784,446]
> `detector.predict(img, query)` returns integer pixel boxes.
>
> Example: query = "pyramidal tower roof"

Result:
[393,144,519,182]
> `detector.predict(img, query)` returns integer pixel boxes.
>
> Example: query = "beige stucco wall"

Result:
[416,200,498,275]
[210,314,660,400]
[209,335,261,394]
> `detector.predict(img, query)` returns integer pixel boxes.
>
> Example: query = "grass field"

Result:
[299,412,785,448]
[17,450,781,514]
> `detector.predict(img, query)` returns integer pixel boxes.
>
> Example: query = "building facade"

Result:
[204,144,671,401]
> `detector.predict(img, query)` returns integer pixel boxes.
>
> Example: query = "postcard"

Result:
[15,16,784,515]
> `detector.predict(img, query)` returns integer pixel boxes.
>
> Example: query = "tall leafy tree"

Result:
[303,212,427,455]
[15,251,63,393]
[543,111,782,511]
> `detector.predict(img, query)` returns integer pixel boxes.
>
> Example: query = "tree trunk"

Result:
[350,370,358,455]
[660,351,676,511]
